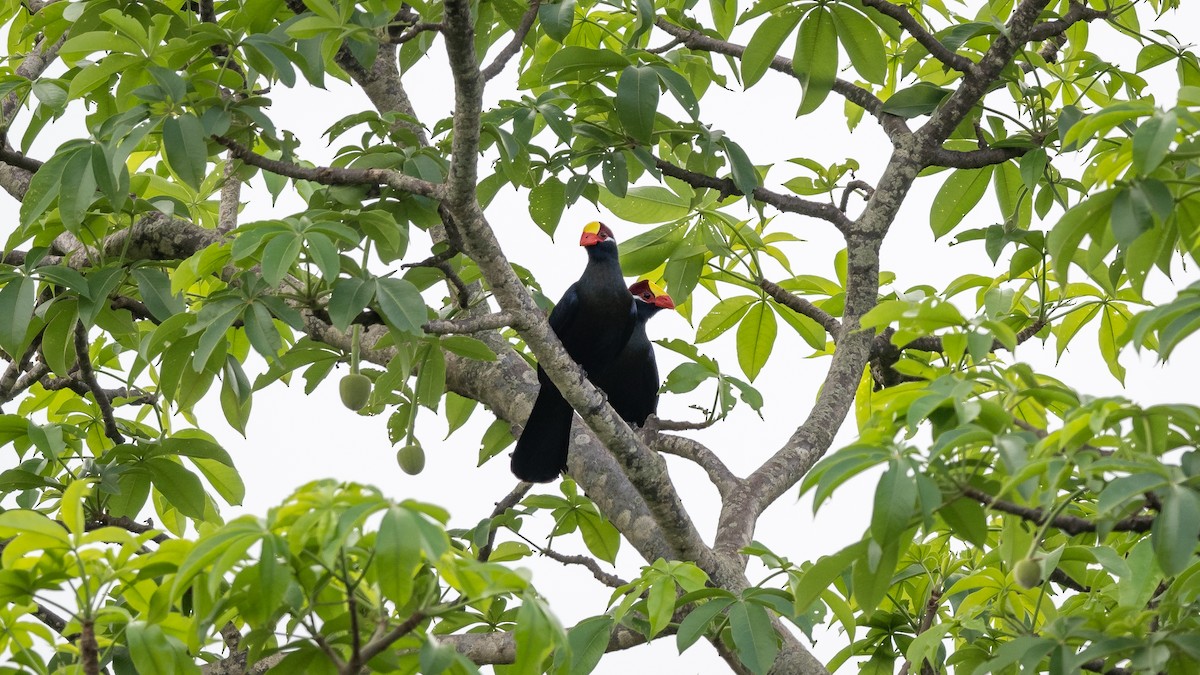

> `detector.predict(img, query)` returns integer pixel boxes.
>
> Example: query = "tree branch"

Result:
[961,485,1154,535]
[654,18,911,142]
[213,136,442,198]
[423,311,522,335]
[348,611,426,673]
[481,0,539,82]
[477,483,532,561]
[928,145,1031,169]
[655,157,854,233]
[651,432,741,498]
[758,278,842,341]
[861,0,974,72]
[1025,1,1111,43]
[74,322,124,445]
[538,547,628,588]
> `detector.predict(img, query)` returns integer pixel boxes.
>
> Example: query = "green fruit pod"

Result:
[397,443,426,475]
[1014,557,1043,589]
[339,373,373,411]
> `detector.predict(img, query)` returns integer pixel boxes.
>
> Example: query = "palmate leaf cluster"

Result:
[0,0,1198,673]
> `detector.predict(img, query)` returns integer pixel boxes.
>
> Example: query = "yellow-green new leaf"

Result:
[737,301,777,381]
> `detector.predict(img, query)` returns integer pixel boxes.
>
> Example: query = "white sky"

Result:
[5,2,1200,672]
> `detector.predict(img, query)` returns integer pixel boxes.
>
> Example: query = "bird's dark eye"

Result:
[642,292,652,299]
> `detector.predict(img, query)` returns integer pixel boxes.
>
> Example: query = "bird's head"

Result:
[629,279,675,310]
[579,221,616,248]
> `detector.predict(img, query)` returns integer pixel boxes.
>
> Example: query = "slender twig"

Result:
[897,588,942,675]
[1026,1,1111,42]
[538,547,627,588]
[477,483,532,561]
[961,485,1154,535]
[387,22,443,44]
[87,513,170,544]
[74,322,124,444]
[758,278,842,340]
[349,611,426,671]
[655,157,854,233]
[33,602,68,634]
[402,254,470,308]
[213,136,442,198]
[654,18,911,141]
[481,0,539,82]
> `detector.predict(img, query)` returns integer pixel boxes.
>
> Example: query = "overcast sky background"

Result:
[4,2,1200,672]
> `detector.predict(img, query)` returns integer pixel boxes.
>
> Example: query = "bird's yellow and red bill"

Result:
[630,279,676,310]
[579,221,612,246]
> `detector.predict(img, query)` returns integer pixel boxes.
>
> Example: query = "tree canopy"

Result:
[0,0,1199,673]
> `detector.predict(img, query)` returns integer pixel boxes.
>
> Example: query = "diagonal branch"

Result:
[651,432,740,498]
[654,18,911,142]
[213,136,442,198]
[655,158,854,233]
[74,322,124,445]
[758,278,842,341]
[423,311,523,335]
[861,0,974,72]
[481,0,540,82]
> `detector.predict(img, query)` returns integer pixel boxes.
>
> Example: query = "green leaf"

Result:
[441,335,498,361]
[126,622,196,675]
[415,344,446,410]
[529,176,567,237]
[722,138,760,196]
[577,511,619,564]
[697,295,757,343]
[144,457,207,520]
[789,542,864,614]
[444,392,477,438]
[19,146,74,228]
[793,7,838,115]
[676,597,734,652]
[599,185,691,224]
[376,506,423,606]
[616,65,660,144]
[375,277,428,334]
[618,222,687,275]
[1152,485,1200,576]
[538,0,575,42]
[133,268,185,321]
[542,46,630,83]
[930,167,993,238]
[260,232,303,286]
[742,11,801,88]
[327,277,375,331]
[161,113,208,189]
[513,596,556,675]
[1047,189,1117,283]
[1111,184,1154,248]
[736,301,776,381]
[1131,108,1177,175]
[566,616,613,675]
[0,276,36,359]
[831,5,886,84]
[870,460,917,543]
[57,145,97,229]
[880,83,952,118]
[728,601,778,675]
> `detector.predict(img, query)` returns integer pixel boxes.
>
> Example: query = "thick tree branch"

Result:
[423,311,522,335]
[918,0,1056,145]
[861,0,974,72]
[655,157,854,233]
[213,136,442,198]
[481,0,539,82]
[218,154,241,234]
[439,0,715,570]
[928,145,1031,169]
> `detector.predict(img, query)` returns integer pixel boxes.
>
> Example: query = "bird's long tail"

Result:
[511,378,574,482]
